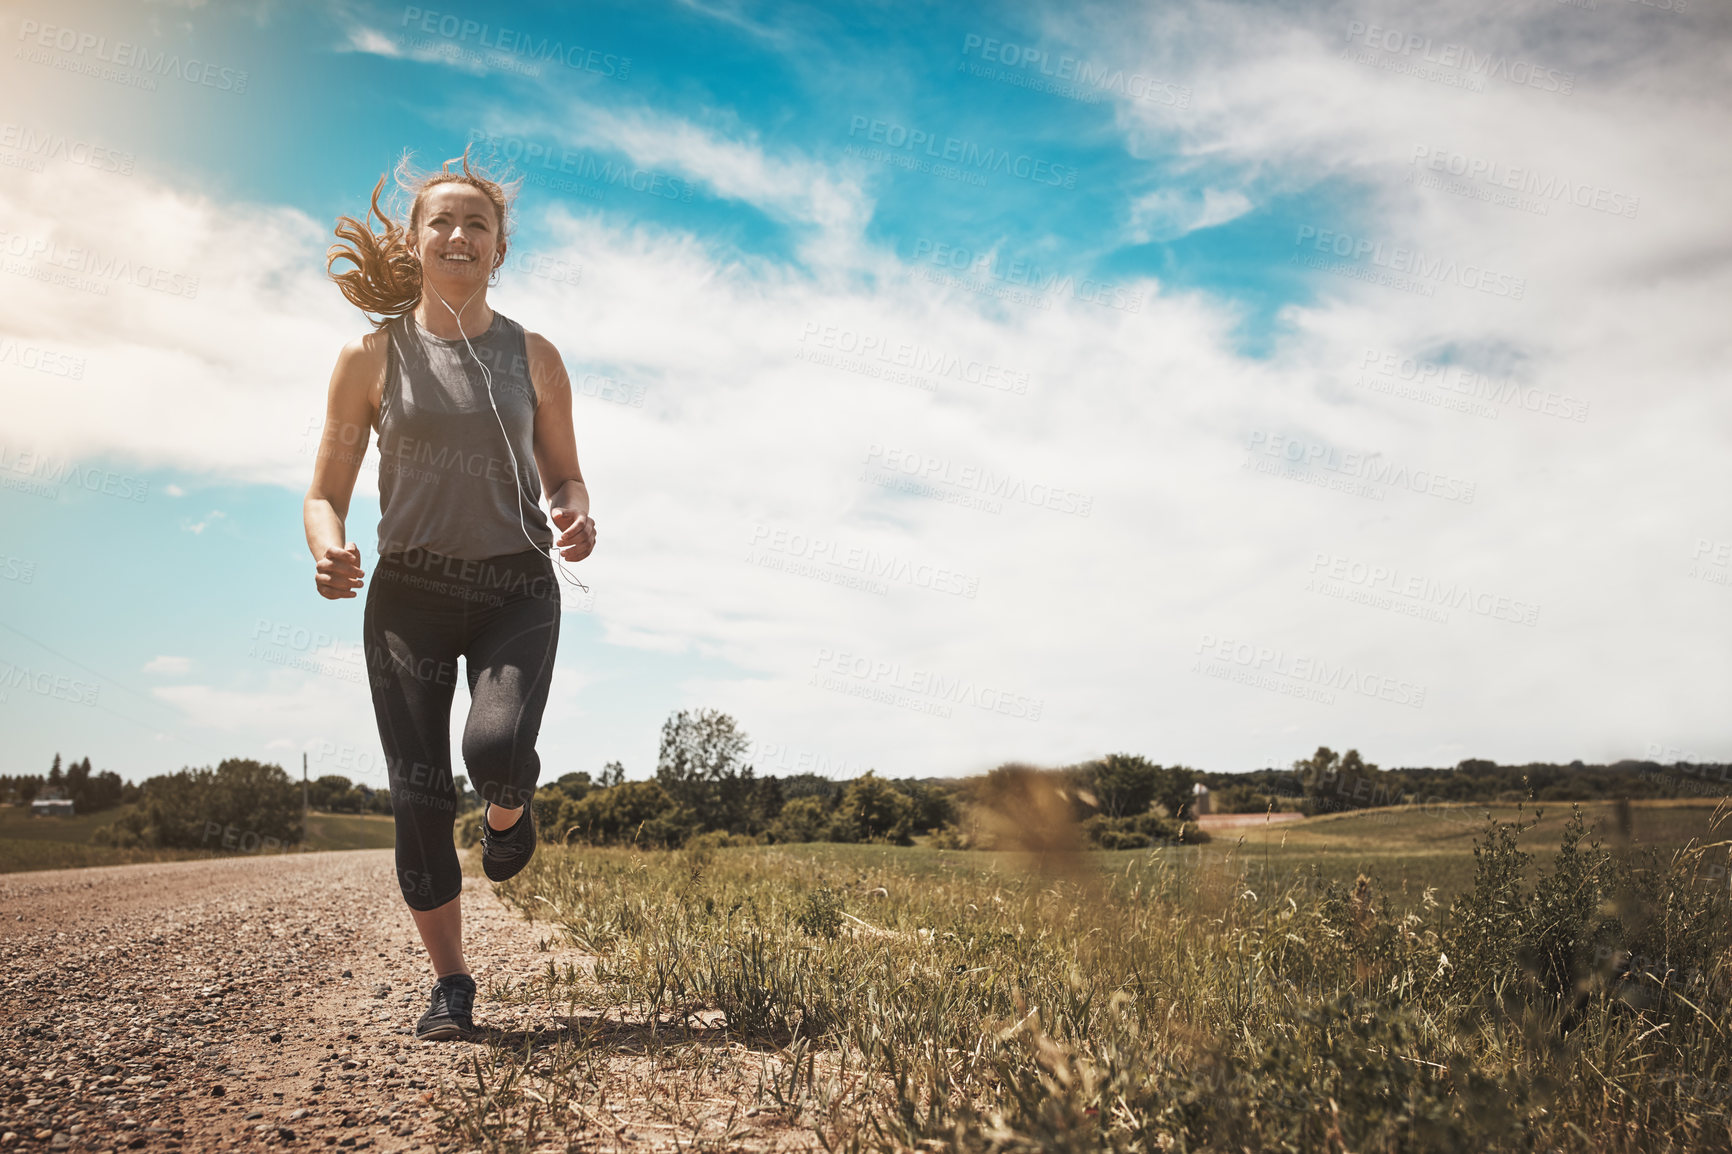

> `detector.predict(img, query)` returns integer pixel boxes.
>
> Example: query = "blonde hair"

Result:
[327,146,520,326]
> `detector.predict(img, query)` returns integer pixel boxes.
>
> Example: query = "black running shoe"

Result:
[481,802,536,883]
[415,973,476,1041]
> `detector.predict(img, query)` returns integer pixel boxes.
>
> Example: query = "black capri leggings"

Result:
[363,547,561,910]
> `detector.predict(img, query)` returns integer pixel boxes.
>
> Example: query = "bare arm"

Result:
[303,332,387,599]
[527,331,597,563]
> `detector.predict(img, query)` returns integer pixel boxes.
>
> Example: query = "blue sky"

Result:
[2,0,1729,790]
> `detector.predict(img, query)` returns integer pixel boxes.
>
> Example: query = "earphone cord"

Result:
[429,279,590,595]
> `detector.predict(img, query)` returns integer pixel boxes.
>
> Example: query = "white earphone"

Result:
[427,268,590,596]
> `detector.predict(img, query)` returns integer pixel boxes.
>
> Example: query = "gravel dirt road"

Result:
[0,849,596,1153]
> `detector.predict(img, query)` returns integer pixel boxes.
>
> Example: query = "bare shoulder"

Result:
[523,329,570,400]
[327,327,390,411]
[523,328,564,366]
[333,328,390,374]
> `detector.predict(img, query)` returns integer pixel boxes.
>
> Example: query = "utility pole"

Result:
[302,752,309,852]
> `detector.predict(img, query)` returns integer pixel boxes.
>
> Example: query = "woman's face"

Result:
[413,183,505,291]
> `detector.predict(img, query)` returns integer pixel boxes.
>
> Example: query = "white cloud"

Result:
[182,510,226,534]
[1126,186,1254,243]
[6,0,1729,777]
[482,98,877,272]
[0,160,360,488]
[339,24,404,59]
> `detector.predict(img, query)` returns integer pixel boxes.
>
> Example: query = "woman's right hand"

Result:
[315,542,365,599]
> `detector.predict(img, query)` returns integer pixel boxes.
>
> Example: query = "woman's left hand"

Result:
[551,507,596,562]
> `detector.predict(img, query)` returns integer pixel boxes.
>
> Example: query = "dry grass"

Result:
[431,802,1732,1152]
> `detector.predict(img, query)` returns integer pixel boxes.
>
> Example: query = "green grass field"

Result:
[301,810,396,852]
[1177,797,1728,903]
[0,804,397,873]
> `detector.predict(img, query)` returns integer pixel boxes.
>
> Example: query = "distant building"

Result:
[31,798,74,817]
[1192,782,1212,816]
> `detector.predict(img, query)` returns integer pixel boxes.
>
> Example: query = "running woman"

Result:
[304,150,596,1040]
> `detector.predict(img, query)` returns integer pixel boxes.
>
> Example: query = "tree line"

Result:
[0,754,132,812]
[9,723,1727,856]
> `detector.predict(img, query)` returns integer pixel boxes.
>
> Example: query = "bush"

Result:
[1081,811,1206,849]
[768,796,831,843]
[530,784,568,834]
[456,807,483,848]
[795,886,845,939]
[832,772,915,845]
[895,780,958,833]
[92,758,301,850]
[554,780,695,848]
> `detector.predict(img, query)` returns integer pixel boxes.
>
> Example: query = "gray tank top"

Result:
[373,309,554,561]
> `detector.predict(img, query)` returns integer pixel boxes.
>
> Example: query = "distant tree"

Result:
[46,754,64,797]
[1077,753,1159,818]
[769,796,832,843]
[555,780,693,847]
[778,773,843,805]
[556,771,593,801]
[599,761,625,788]
[1295,746,1398,814]
[655,709,764,835]
[1072,754,1197,820]
[833,772,915,845]
[531,784,569,834]
[307,774,361,812]
[71,758,125,813]
[893,779,958,833]
[93,758,301,850]
[65,757,89,808]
